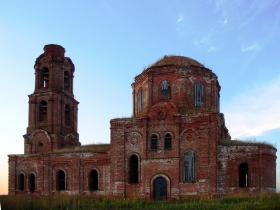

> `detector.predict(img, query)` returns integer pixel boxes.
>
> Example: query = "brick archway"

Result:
[150,174,171,200]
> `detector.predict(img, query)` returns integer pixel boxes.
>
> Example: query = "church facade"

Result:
[8,44,276,200]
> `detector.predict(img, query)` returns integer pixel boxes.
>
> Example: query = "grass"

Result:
[1,193,280,210]
[221,139,276,149]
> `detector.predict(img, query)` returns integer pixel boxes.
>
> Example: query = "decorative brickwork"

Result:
[8,45,276,199]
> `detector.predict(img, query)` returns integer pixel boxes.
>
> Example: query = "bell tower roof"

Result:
[43,44,65,57]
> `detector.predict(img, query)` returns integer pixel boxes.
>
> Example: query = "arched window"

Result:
[183,150,195,182]
[129,154,139,183]
[29,173,36,193]
[164,133,172,150]
[239,163,249,187]
[39,100,48,122]
[64,71,70,90]
[56,170,66,191]
[150,134,158,151]
[88,169,98,191]
[40,68,49,88]
[137,89,143,113]
[161,80,171,98]
[65,104,71,126]
[18,173,25,191]
[195,83,204,107]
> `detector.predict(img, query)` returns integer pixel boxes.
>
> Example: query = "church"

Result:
[8,44,276,200]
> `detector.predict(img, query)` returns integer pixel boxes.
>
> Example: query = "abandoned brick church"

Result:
[8,44,276,200]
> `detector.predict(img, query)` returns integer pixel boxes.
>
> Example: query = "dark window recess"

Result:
[183,151,195,182]
[56,170,66,191]
[39,100,48,122]
[239,163,249,187]
[217,93,220,112]
[64,71,70,90]
[41,68,49,88]
[65,104,71,126]
[29,174,36,193]
[137,89,143,113]
[161,80,171,98]
[89,170,98,191]
[150,134,158,151]
[195,84,204,107]
[18,173,25,191]
[129,155,139,183]
[37,142,44,153]
[164,134,172,150]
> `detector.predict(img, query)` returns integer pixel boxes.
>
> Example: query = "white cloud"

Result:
[223,18,228,25]
[223,76,280,138]
[241,42,260,52]
[193,36,217,53]
[208,46,217,52]
[176,15,184,24]
[215,0,227,10]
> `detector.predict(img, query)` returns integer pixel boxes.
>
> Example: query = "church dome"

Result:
[150,55,204,68]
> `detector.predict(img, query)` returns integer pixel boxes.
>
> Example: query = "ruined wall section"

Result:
[217,144,276,194]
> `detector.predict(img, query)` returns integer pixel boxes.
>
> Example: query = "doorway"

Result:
[153,176,167,200]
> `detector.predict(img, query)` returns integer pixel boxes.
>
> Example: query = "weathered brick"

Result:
[8,46,277,200]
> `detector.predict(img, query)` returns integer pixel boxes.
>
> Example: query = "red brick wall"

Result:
[8,49,277,199]
[8,152,111,196]
[217,145,276,194]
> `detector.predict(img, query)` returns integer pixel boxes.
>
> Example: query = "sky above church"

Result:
[0,0,279,194]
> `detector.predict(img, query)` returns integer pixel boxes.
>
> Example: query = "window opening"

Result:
[129,155,139,183]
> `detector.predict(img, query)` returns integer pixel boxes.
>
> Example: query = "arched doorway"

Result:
[153,176,167,200]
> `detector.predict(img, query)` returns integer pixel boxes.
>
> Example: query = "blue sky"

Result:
[0,0,279,194]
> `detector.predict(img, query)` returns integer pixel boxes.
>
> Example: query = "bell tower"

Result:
[24,44,80,154]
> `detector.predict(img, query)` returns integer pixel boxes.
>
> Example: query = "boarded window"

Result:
[161,80,171,98]
[29,174,36,193]
[129,155,139,183]
[88,169,98,191]
[239,163,249,187]
[39,100,47,122]
[195,84,204,107]
[150,134,158,151]
[65,104,71,126]
[41,68,49,88]
[56,170,66,191]
[183,151,195,182]
[137,89,144,113]
[164,134,172,150]
[64,71,70,90]
[18,173,25,191]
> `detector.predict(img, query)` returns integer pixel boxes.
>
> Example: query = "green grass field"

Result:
[1,193,280,210]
